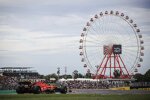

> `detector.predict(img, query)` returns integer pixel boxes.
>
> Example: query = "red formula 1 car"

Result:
[16,81,67,94]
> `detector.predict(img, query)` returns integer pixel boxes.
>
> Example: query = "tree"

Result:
[133,69,150,82]
[73,70,78,79]
[78,73,84,78]
[39,75,45,79]
[60,74,72,79]
[144,69,150,82]
[133,73,144,82]
[85,69,92,78]
[113,69,121,78]
[45,73,58,80]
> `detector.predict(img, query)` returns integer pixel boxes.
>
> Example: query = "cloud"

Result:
[0,13,85,55]
[0,0,87,5]
[0,25,79,53]
[0,0,150,75]
[0,0,149,16]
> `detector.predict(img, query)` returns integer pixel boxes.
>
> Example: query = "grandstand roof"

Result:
[0,67,32,69]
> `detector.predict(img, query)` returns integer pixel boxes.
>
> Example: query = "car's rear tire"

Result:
[16,87,24,94]
[32,86,41,94]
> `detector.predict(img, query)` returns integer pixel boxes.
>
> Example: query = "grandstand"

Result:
[0,67,42,90]
[0,67,39,79]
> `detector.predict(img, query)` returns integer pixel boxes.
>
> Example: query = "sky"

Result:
[0,0,150,75]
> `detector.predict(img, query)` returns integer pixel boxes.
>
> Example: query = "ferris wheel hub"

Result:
[103,44,122,55]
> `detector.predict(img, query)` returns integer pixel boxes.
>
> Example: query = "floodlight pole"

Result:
[57,67,60,80]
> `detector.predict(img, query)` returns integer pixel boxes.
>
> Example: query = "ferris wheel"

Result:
[79,11,144,79]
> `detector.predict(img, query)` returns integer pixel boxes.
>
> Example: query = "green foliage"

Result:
[73,70,78,79]
[85,69,92,78]
[144,69,150,82]
[78,73,84,78]
[134,69,150,82]
[134,73,144,82]
[113,69,121,78]
[60,75,72,79]
[38,75,45,79]
[44,73,58,80]
[0,94,150,100]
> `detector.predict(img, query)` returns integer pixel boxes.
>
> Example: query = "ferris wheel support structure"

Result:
[79,10,144,79]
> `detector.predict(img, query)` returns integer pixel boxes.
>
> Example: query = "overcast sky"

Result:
[0,0,150,75]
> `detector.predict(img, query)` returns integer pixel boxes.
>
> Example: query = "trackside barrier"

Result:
[0,90,16,94]
[110,87,130,90]
[136,88,150,90]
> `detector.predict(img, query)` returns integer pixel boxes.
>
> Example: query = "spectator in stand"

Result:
[0,76,18,90]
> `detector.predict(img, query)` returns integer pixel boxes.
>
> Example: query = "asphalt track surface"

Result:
[1,89,150,95]
[69,89,150,94]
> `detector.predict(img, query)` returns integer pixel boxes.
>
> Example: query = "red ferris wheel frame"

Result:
[95,45,130,79]
[79,10,144,79]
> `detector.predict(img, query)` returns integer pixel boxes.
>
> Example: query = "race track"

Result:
[69,89,150,95]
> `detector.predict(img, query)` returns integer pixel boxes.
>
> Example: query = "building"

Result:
[0,67,39,79]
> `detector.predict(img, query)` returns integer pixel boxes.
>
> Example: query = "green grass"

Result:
[0,94,150,100]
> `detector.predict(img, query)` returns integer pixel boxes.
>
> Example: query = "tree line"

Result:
[38,69,150,82]
[134,69,150,82]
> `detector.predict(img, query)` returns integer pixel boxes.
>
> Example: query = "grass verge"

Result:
[0,94,150,100]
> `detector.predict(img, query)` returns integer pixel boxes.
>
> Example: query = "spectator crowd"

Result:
[62,81,109,89]
[60,80,131,89]
[0,76,18,90]
[0,75,150,90]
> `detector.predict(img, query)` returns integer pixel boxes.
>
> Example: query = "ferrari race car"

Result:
[16,81,67,94]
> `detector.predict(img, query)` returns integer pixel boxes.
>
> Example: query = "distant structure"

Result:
[0,67,39,79]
